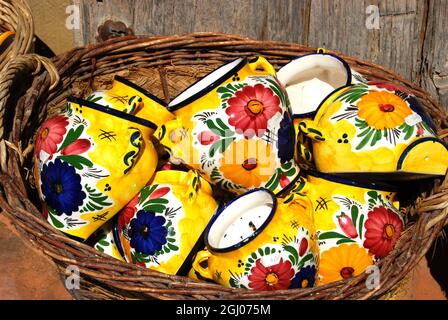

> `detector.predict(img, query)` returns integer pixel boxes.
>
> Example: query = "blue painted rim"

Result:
[396,137,448,171]
[204,188,277,254]
[67,96,158,130]
[304,169,398,192]
[168,57,247,111]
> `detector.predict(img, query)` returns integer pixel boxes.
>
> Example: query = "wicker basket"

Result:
[0,33,447,300]
[0,0,34,71]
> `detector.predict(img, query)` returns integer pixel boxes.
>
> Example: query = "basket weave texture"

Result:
[0,33,447,300]
[0,0,34,71]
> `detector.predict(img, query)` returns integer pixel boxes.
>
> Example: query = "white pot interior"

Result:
[168,58,244,108]
[207,189,275,250]
[277,54,350,116]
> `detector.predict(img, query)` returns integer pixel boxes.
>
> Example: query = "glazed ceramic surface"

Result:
[277,51,367,168]
[87,75,175,128]
[91,220,125,262]
[115,170,218,275]
[155,57,299,195]
[288,172,403,285]
[33,97,158,240]
[299,82,448,178]
[192,188,318,290]
[0,31,14,54]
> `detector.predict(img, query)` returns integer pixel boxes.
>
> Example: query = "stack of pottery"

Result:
[33,51,448,291]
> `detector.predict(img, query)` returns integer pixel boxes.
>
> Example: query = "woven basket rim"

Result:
[0,33,447,300]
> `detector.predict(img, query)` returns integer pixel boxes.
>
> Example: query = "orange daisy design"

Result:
[357,90,412,130]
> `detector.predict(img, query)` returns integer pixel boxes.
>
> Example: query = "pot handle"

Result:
[298,119,326,141]
[192,249,214,281]
[184,170,202,203]
[123,127,144,175]
[248,56,277,76]
[154,117,185,156]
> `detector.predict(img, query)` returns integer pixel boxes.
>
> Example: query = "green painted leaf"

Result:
[95,245,104,253]
[351,206,359,229]
[358,215,365,240]
[336,238,356,245]
[58,155,93,170]
[138,185,156,205]
[58,125,84,152]
[283,245,298,266]
[206,119,225,137]
[215,118,230,131]
[371,130,382,146]
[265,169,280,190]
[367,191,378,200]
[98,239,109,246]
[143,204,165,213]
[48,209,64,229]
[167,243,179,251]
[318,231,348,240]
[356,128,374,150]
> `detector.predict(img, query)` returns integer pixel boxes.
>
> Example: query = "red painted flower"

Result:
[368,81,413,95]
[337,212,358,239]
[149,187,170,200]
[363,206,403,258]
[298,238,308,257]
[226,84,282,139]
[35,115,69,157]
[198,131,220,145]
[248,258,295,291]
[60,139,90,155]
[118,193,139,231]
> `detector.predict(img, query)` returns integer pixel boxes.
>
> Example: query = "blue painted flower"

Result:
[129,210,168,255]
[41,158,86,216]
[277,112,295,163]
[289,265,316,288]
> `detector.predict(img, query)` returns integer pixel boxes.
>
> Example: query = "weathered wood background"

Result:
[72,0,448,110]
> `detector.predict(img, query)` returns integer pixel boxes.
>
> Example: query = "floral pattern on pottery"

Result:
[156,57,300,195]
[34,98,158,240]
[288,173,403,285]
[116,170,218,275]
[299,82,448,176]
[92,221,125,262]
[187,77,298,194]
[227,227,317,290]
[192,188,319,290]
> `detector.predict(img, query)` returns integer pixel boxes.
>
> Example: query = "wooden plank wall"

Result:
[72,0,448,110]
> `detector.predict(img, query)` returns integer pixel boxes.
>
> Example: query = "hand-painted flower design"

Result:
[60,139,91,155]
[118,193,139,231]
[198,131,220,146]
[226,84,282,139]
[40,158,86,216]
[247,258,295,291]
[318,244,373,284]
[368,81,413,95]
[35,115,69,157]
[277,112,295,163]
[129,210,168,256]
[289,265,316,288]
[363,206,403,258]
[357,90,413,130]
[219,139,277,188]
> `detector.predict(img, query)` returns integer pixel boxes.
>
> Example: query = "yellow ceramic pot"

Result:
[155,57,300,195]
[87,75,175,128]
[286,171,403,285]
[115,170,218,275]
[277,50,367,168]
[192,188,318,290]
[0,31,14,54]
[34,97,158,240]
[298,82,448,178]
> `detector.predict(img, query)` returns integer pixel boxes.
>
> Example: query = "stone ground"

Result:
[0,213,445,300]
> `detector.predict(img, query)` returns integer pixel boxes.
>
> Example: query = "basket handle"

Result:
[0,54,59,140]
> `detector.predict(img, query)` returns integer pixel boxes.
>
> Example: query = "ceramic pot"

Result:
[298,82,448,179]
[34,97,159,240]
[285,171,403,285]
[155,57,300,195]
[114,169,218,275]
[192,188,318,290]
